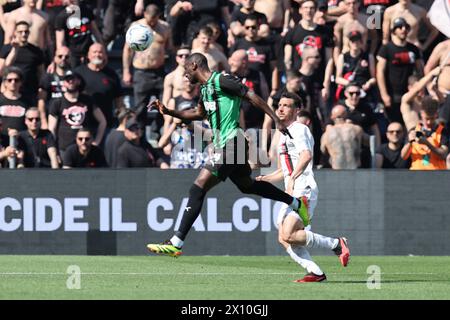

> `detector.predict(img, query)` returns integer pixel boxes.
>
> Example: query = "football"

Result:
[126,24,153,51]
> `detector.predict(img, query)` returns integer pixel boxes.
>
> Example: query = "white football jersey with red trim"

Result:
[278,122,317,191]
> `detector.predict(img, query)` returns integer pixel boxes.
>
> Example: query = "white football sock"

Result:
[170,235,184,248]
[286,245,324,275]
[290,198,300,211]
[304,230,338,250]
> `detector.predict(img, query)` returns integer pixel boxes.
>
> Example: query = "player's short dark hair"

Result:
[298,109,312,120]
[2,66,23,81]
[198,25,213,38]
[186,53,209,70]
[280,92,303,109]
[15,21,30,29]
[421,96,439,116]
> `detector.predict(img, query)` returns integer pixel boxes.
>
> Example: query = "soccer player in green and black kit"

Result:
[147,53,309,257]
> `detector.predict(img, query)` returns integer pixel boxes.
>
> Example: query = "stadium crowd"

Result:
[0,0,449,170]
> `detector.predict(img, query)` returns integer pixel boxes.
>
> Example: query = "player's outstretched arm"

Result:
[245,91,292,138]
[256,167,284,184]
[149,99,205,121]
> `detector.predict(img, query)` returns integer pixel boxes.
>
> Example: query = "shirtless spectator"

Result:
[377,17,423,124]
[55,0,104,68]
[400,67,442,132]
[320,104,364,169]
[229,0,270,40]
[192,26,229,73]
[38,46,71,130]
[376,122,410,169]
[254,0,290,35]
[4,0,50,50]
[333,0,377,63]
[162,45,190,133]
[192,22,225,53]
[382,0,438,52]
[424,40,450,127]
[123,4,172,110]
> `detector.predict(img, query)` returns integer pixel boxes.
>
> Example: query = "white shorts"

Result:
[276,185,318,230]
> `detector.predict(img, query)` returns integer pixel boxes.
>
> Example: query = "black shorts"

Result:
[205,133,252,181]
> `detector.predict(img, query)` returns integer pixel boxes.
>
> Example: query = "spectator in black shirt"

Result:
[38,46,72,130]
[48,71,107,157]
[117,118,169,168]
[104,108,136,168]
[63,128,107,168]
[377,17,423,124]
[54,0,104,68]
[75,43,125,130]
[230,15,276,90]
[376,121,410,169]
[0,20,44,105]
[229,0,270,40]
[0,66,33,135]
[19,107,59,168]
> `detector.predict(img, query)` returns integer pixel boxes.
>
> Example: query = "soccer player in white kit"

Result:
[257,92,350,282]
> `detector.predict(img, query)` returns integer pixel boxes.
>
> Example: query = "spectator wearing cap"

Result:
[117,118,169,168]
[75,43,125,132]
[382,0,438,52]
[377,16,423,124]
[62,128,107,168]
[48,71,107,158]
[104,108,136,168]
[0,66,33,135]
[18,107,59,168]
[333,0,378,63]
[0,20,45,105]
[335,30,376,102]
[37,46,72,130]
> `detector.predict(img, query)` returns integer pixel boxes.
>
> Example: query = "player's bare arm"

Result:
[151,99,205,121]
[287,149,312,194]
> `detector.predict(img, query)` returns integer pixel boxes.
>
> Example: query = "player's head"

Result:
[420,96,439,129]
[299,1,317,21]
[144,4,160,28]
[386,122,404,144]
[229,49,248,74]
[277,92,303,124]
[184,53,210,84]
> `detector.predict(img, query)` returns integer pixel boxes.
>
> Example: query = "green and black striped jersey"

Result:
[200,72,248,148]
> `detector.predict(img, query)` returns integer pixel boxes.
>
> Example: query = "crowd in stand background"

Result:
[0,0,449,170]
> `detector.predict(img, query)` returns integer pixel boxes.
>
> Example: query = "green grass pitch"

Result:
[0,255,449,300]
